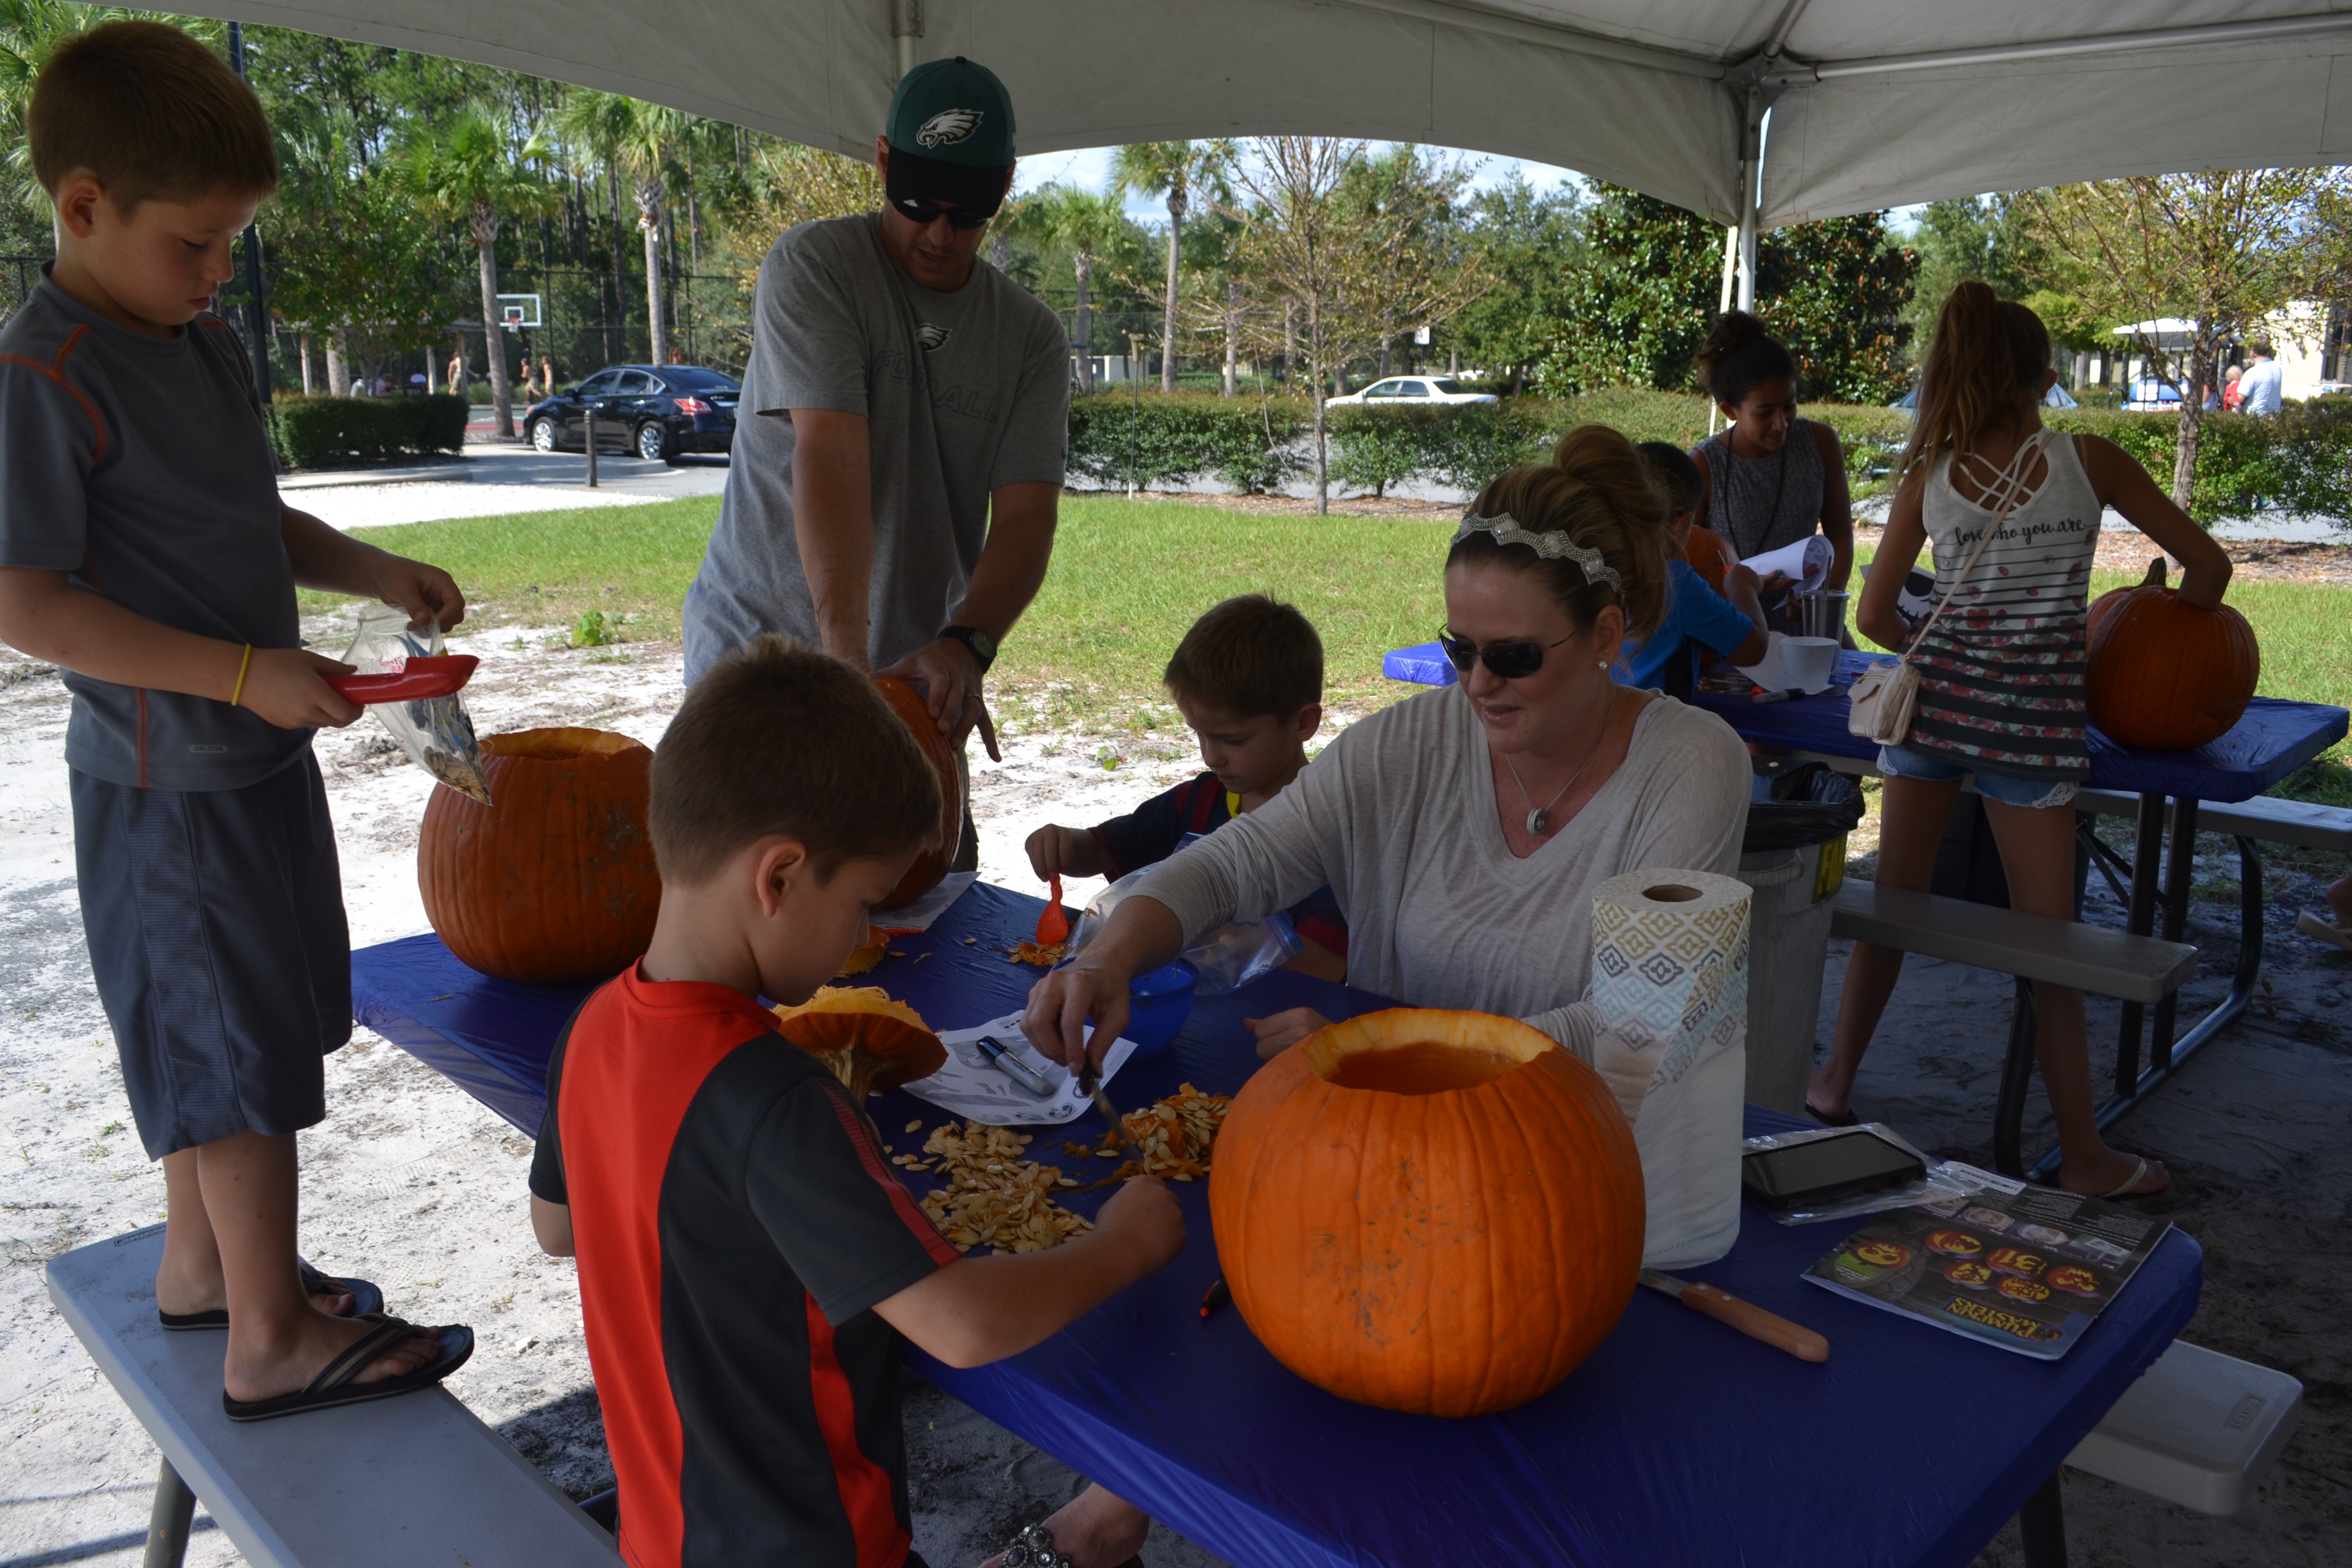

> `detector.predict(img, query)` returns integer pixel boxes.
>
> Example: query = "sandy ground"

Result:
[3,607,2348,1566]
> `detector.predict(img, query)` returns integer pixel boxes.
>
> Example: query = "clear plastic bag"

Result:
[341,604,491,803]
[1069,868,1302,996]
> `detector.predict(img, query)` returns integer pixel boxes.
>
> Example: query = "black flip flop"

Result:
[1804,1101,1861,1128]
[159,1262,385,1332]
[222,1315,473,1423]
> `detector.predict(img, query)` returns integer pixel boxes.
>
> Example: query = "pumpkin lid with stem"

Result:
[772,986,945,1100]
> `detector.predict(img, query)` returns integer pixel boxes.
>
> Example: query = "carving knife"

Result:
[1639,1269,1829,1362]
[1076,1058,1134,1157]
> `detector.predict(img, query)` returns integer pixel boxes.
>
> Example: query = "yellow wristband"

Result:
[230,643,253,709]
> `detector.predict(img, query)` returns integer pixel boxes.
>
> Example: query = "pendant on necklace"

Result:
[1527,808,1549,836]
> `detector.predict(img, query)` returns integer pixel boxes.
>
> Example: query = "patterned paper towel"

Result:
[1590,870,1751,1088]
[1590,869,1752,1269]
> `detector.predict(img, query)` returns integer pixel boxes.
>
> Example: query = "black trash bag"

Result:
[1743,760,1866,854]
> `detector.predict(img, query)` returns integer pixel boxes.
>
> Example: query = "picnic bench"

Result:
[45,1223,620,1568]
[1827,883,2197,1177]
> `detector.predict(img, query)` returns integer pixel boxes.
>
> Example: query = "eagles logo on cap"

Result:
[917,109,984,148]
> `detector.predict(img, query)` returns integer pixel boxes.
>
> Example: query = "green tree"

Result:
[401,103,555,436]
[1021,183,1130,395]
[1549,183,1914,403]
[1441,172,1583,391]
[2019,171,2344,507]
[265,126,451,395]
[1111,139,1232,391]
[559,89,686,365]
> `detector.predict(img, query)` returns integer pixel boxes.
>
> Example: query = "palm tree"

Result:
[1111,140,1231,391]
[1025,184,1128,395]
[552,90,635,364]
[557,90,685,367]
[402,104,554,438]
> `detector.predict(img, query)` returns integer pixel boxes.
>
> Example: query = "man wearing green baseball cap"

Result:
[683,56,1068,867]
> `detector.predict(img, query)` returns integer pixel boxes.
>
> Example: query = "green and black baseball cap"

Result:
[884,56,1016,222]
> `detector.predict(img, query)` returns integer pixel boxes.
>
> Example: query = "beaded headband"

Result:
[1452,513,1624,594]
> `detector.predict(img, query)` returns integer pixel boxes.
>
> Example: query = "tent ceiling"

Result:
[181,0,2352,225]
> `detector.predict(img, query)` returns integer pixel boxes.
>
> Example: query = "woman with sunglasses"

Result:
[1025,424,1755,1242]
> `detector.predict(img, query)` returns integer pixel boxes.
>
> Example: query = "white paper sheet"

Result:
[903,1012,1139,1125]
[1733,630,1839,695]
[1741,534,1833,595]
[874,871,978,932]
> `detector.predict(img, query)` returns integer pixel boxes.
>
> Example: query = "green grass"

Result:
[328,497,2346,781]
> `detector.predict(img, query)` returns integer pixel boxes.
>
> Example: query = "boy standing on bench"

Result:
[528,639,1183,1567]
[0,22,473,1417]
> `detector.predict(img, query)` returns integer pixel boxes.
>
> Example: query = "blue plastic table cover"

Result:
[1384,643,2346,803]
[351,881,2201,1568]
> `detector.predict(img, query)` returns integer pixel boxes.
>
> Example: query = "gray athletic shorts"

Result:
[71,754,351,1160]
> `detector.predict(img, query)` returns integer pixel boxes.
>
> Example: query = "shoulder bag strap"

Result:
[1893,428,2051,663]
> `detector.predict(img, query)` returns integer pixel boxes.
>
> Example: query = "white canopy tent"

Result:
[181,0,2352,305]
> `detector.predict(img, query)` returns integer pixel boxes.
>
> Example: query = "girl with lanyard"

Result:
[1810,282,2233,1199]
[1690,311,1853,631]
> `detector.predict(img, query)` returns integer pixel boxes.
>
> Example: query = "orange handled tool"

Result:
[1036,873,1070,945]
[1639,1269,1829,1363]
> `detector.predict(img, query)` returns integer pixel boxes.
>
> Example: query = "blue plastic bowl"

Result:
[1122,959,1198,1057]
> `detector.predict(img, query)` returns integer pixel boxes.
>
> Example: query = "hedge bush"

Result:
[1069,389,2352,525]
[272,394,469,470]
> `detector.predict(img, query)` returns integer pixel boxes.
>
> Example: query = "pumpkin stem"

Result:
[2143,557,2167,587]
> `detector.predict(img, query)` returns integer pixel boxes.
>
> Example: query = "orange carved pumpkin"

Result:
[2086,558,2259,751]
[419,728,660,984]
[873,676,961,910]
[1210,1008,1645,1416]
[773,986,946,1101]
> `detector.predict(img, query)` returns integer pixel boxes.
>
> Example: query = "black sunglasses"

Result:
[891,195,996,230]
[1437,628,1573,681]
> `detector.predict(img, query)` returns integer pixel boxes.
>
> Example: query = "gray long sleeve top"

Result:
[1133,684,1753,1056]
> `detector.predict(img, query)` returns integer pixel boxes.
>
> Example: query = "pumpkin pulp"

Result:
[1319,1041,1527,1094]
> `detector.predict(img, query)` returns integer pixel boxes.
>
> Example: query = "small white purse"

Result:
[1847,431,2050,747]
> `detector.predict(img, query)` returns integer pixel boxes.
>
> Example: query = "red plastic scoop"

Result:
[1036,873,1071,945]
[324,654,478,704]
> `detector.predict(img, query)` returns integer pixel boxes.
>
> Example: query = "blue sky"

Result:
[1010,144,1586,220]
[1013,143,1930,233]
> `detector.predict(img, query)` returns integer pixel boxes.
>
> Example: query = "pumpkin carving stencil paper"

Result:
[906,1013,1140,1125]
[1804,1167,2171,1360]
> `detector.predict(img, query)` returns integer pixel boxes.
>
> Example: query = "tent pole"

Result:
[891,0,922,78]
[1735,85,1762,314]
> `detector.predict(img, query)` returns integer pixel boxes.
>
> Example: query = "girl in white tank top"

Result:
[1808,283,2236,1203]
[1909,428,2102,780]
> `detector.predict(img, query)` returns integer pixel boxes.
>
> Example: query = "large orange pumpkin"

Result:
[773,986,946,1101]
[418,728,660,984]
[1210,1008,1645,1416]
[2086,558,2260,751]
[873,676,961,910]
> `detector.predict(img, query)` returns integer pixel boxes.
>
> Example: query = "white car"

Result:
[1326,376,1498,407]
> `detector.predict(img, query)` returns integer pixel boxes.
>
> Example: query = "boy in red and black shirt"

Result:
[528,638,1183,1568]
[1025,595,1348,980]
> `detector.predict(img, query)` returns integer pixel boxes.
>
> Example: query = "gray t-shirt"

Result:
[1132,685,1752,1056]
[682,212,1069,681]
[0,276,306,791]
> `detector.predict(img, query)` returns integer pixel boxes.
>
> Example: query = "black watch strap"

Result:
[939,624,997,673]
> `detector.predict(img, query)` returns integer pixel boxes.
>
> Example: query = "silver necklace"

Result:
[1500,710,1610,837]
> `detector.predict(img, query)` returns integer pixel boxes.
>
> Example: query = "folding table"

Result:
[353,880,2200,1567]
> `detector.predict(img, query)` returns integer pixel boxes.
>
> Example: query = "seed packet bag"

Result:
[341,604,491,803]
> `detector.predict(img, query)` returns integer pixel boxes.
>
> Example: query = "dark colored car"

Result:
[522,364,740,461]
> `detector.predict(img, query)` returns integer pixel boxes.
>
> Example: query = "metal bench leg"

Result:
[144,1459,195,1568]
[2113,793,2167,1098]
[2149,797,2200,1067]
[2018,1471,2068,1568]
[1995,977,2039,1178]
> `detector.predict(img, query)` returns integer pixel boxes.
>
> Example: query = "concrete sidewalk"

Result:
[279,442,732,531]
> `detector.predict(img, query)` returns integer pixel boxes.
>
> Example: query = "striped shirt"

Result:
[1908,431,2100,780]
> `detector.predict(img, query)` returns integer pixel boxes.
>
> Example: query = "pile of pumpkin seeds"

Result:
[906,1120,1092,1254]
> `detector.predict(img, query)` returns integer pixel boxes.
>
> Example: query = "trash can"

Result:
[1737,762,1867,1115]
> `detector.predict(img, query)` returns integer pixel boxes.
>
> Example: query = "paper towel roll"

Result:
[1590,870,1751,1077]
[1589,869,1752,1269]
